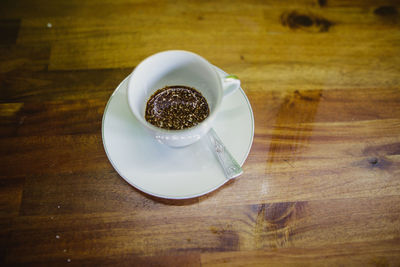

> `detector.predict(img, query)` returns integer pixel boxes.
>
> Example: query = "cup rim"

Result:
[127,50,223,134]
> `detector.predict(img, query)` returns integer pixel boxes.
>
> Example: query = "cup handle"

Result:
[219,73,241,97]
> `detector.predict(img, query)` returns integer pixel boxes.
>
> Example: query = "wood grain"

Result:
[0,0,400,265]
[201,240,400,267]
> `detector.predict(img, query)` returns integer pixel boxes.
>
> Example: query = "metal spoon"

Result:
[206,128,243,179]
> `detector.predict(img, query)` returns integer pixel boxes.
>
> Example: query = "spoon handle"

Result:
[206,128,243,179]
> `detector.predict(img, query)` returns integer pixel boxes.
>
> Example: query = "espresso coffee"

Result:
[145,85,210,130]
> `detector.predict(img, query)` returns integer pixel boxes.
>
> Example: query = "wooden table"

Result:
[1,0,400,266]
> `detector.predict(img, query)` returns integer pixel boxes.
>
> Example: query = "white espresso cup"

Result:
[127,50,240,147]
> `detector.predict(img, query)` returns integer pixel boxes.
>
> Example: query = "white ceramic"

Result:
[127,50,241,147]
[102,67,254,199]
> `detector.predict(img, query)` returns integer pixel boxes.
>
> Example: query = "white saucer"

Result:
[102,66,254,199]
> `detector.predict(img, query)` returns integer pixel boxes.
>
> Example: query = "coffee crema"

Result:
[145,85,210,130]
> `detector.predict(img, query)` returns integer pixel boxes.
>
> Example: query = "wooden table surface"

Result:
[1,0,400,266]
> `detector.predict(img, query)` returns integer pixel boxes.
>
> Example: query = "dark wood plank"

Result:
[0,99,105,138]
[58,253,201,267]
[201,239,400,266]
[0,68,131,102]
[0,134,107,178]
[17,170,168,216]
[0,45,49,74]
[0,178,24,263]
[4,196,400,264]
[0,178,24,217]
[0,19,20,45]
